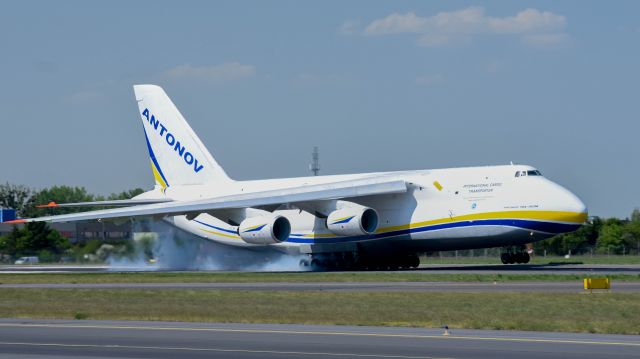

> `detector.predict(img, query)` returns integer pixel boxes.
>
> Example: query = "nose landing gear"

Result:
[500,247,531,264]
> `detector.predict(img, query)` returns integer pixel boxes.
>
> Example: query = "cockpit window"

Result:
[515,170,542,177]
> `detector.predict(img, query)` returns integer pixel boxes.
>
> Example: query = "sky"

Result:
[0,1,638,218]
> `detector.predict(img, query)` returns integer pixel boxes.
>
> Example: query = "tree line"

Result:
[533,210,640,256]
[0,183,144,218]
[0,183,143,261]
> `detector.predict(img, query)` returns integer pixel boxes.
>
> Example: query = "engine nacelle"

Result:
[239,214,291,245]
[327,207,379,236]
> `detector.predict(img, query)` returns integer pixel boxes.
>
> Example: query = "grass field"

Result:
[1,272,640,284]
[423,255,640,265]
[0,288,637,335]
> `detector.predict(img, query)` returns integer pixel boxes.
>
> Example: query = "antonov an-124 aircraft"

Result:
[5,85,588,269]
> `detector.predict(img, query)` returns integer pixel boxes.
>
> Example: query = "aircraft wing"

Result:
[6,178,407,223]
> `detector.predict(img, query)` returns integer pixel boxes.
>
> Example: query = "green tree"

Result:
[24,186,146,216]
[107,188,145,200]
[0,183,33,215]
[0,226,21,256]
[622,211,640,254]
[21,223,69,257]
[23,186,95,217]
[535,218,600,256]
[597,218,626,254]
[1,184,146,262]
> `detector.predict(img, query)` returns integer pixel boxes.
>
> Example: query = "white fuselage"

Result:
[139,164,587,255]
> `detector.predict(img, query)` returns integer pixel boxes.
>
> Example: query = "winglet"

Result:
[36,201,58,208]
[2,219,27,224]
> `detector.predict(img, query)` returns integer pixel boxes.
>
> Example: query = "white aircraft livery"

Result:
[5,85,588,269]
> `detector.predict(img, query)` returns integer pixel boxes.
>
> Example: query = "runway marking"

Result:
[0,341,448,358]
[0,322,638,347]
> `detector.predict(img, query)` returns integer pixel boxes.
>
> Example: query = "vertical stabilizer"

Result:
[134,84,233,190]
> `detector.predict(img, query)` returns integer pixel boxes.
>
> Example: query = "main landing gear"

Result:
[299,253,420,271]
[299,252,357,271]
[500,247,530,264]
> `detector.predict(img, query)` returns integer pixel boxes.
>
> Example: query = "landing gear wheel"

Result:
[500,248,530,265]
[513,253,521,264]
[310,259,321,271]
[408,254,420,269]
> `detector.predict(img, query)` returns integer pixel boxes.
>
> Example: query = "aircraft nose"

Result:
[548,181,588,221]
[573,196,587,216]
[562,185,587,215]
[560,190,588,228]
[566,195,588,221]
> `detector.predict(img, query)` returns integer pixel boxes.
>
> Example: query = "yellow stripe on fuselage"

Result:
[297,210,587,238]
[196,211,587,240]
[378,210,587,234]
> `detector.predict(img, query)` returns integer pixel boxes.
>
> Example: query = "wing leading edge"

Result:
[8,178,407,223]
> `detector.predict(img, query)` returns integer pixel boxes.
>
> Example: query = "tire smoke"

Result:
[107,220,309,272]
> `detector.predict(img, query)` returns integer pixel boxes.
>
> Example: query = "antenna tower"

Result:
[309,146,320,176]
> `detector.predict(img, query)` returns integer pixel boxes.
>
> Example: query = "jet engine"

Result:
[238,214,291,245]
[327,207,379,236]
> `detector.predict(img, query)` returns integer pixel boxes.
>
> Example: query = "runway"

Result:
[417,263,640,275]
[2,280,640,292]
[0,265,108,273]
[2,263,640,275]
[0,319,637,358]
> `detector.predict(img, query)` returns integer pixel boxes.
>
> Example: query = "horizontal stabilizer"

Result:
[36,199,173,208]
[2,219,26,224]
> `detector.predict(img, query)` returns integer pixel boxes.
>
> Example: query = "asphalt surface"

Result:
[0,319,637,359]
[416,263,640,275]
[2,281,640,292]
[0,265,109,273]
[3,263,640,275]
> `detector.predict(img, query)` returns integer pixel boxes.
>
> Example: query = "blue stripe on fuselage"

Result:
[285,219,581,244]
